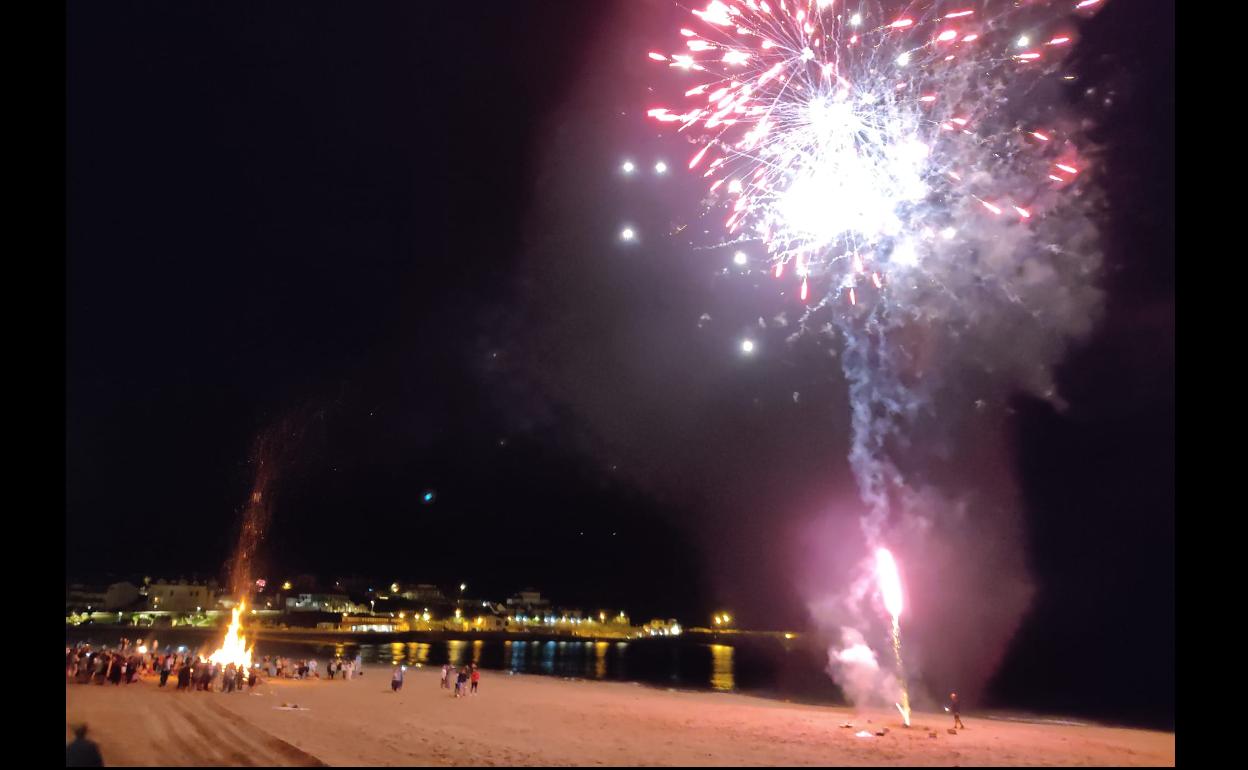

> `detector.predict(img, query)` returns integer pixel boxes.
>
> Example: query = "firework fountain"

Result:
[875,547,909,725]
[646,0,1107,715]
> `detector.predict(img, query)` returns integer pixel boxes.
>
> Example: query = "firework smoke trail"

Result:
[649,0,1108,712]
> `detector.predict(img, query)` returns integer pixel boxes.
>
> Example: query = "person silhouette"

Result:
[66,724,104,767]
[949,692,965,729]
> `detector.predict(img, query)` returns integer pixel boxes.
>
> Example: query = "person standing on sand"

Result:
[177,660,191,690]
[441,663,451,689]
[949,692,966,729]
[470,665,480,695]
[355,653,363,677]
[159,655,172,687]
[65,724,104,768]
[391,664,405,692]
[235,664,246,692]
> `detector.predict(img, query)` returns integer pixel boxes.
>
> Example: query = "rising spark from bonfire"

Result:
[208,602,255,670]
[875,547,910,726]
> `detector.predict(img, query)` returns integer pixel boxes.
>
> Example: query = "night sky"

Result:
[66,1,1172,728]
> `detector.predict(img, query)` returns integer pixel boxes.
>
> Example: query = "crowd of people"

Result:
[65,641,261,692]
[439,662,481,697]
[68,640,486,700]
[260,654,363,681]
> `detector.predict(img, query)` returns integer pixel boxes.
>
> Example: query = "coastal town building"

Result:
[505,589,552,613]
[399,584,445,602]
[145,580,213,612]
[286,593,357,613]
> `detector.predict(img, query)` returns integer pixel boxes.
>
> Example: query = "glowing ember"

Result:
[208,603,254,670]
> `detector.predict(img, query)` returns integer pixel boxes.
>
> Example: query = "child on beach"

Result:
[441,663,451,689]
[470,665,480,695]
[391,664,405,692]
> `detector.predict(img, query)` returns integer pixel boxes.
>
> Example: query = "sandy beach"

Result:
[65,664,1174,766]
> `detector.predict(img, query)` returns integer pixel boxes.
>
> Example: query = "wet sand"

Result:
[65,665,1175,766]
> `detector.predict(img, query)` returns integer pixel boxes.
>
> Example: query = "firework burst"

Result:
[648,0,1102,310]
[650,0,1107,540]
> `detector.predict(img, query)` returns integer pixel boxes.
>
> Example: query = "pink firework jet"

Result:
[647,0,1104,308]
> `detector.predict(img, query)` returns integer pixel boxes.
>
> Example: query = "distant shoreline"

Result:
[64,621,791,646]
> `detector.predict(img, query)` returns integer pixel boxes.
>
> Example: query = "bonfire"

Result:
[208,602,254,669]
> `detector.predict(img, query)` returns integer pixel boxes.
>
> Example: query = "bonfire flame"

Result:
[875,548,911,727]
[208,602,254,670]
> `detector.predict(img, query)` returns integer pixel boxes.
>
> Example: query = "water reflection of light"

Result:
[594,641,609,679]
[447,640,467,666]
[389,642,405,665]
[509,641,526,673]
[472,640,483,664]
[409,642,431,666]
[709,644,735,692]
[541,641,556,675]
